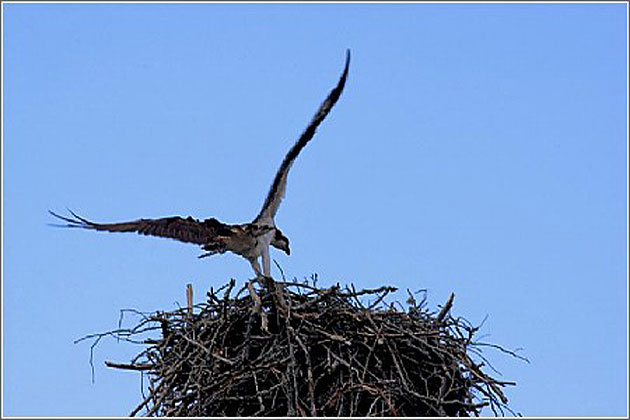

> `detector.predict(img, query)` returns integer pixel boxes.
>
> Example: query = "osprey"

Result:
[50,50,350,277]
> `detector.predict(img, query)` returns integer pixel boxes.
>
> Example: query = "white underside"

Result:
[247,229,274,277]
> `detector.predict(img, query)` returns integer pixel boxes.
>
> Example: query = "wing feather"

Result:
[255,49,351,225]
[49,209,228,246]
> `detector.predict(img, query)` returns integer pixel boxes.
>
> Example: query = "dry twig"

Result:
[79,278,524,416]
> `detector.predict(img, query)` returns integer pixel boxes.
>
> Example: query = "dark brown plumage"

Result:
[50,50,350,276]
[255,49,350,225]
[49,210,231,245]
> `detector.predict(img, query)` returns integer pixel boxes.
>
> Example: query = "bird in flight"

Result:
[50,50,350,278]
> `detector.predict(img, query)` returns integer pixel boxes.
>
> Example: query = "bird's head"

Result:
[272,228,290,255]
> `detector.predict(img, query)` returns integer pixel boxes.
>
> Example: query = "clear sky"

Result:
[2,2,627,417]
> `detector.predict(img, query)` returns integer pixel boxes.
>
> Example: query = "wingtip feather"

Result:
[49,208,95,228]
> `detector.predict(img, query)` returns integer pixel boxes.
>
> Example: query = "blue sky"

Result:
[2,2,627,417]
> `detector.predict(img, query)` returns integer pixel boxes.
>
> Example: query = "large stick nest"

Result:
[86,277,523,416]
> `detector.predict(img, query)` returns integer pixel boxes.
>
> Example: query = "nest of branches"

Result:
[87,277,522,416]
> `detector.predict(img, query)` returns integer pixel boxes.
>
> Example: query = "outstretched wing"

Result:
[254,49,351,225]
[49,209,229,246]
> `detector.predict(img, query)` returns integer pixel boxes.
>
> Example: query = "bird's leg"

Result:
[262,246,271,277]
[260,245,277,295]
[249,258,263,279]
[246,258,269,332]
[260,246,289,315]
[248,258,265,296]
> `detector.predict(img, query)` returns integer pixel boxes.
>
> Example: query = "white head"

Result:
[271,228,290,255]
